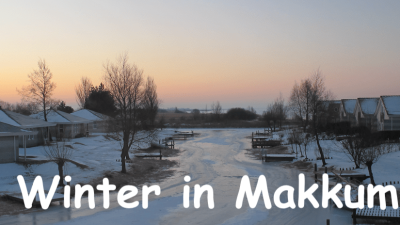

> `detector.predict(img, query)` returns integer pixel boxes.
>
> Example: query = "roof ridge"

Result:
[381,95,400,97]
[0,109,22,126]
[379,96,389,115]
[52,109,72,122]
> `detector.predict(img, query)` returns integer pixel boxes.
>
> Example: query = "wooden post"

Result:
[352,209,356,224]
[159,148,162,160]
[314,164,317,172]
[24,135,26,162]
[326,219,330,225]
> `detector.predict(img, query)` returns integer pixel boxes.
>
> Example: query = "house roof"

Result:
[71,109,109,121]
[0,109,56,128]
[357,98,379,115]
[341,99,357,114]
[30,109,92,124]
[380,95,400,115]
[321,100,341,109]
[0,122,38,136]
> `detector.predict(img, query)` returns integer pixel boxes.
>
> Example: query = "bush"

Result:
[371,131,400,142]
[75,133,85,138]
[226,108,257,120]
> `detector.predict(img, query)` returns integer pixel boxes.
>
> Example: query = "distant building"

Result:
[375,95,400,131]
[0,122,37,163]
[0,109,55,147]
[339,99,357,125]
[30,109,92,139]
[353,98,379,130]
[320,100,341,125]
[71,109,110,133]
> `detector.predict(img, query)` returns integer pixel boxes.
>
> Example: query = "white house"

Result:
[339,99,357,125]
[30,109,92,139]
[0,122,37,163]
[353,98,379,130]
[71,109,110,133]
[375,95,400,131]
[0,109,55,147]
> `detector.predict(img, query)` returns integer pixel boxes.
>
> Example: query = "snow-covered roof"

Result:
[71,109,109,121]
[357,98,379,115]
[30,109,92,124]
[0,109,55,128]
[381,96,400,115]
[341,99,357,114]
[0,122,37,136]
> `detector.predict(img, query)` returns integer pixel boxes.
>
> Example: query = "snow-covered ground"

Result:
[275,129,400,187]
[0,128,399,224]
[0,130,178,194]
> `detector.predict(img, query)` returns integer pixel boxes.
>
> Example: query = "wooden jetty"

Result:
[251,132,281,148]
[263,154,296,162]
[5,192,64,207]
[327,172,369,181]
[134,153,162,160]
[352,206,400,224]
[254,129,270,136]
[174,130,194,137]
[157,139,175,149]
[251,137,281,148]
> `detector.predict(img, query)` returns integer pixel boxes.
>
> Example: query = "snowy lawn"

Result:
[0,130,179,195]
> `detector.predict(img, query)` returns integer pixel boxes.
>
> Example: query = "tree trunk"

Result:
[121,131,130,173]
[314,116,326,166]
[121,152,126,173]
[367,163,376,186]
[58,162,64,186]
[304,146,308,159]
[298,145,303,157]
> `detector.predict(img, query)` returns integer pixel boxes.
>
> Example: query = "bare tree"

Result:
[17,59,57,121]
[104,53,159,173]
[75,77,92,109]
[309,70,333,166]
[289,81,304,126]
[263,94,287,131]
[295,132,304,157]
[43,142,73,186]
[141,77,160,127]
[360,144,385,186]
[302,133,311,159]
[289,80,312,131]
[211,101,222,120]
[339,136,364,169]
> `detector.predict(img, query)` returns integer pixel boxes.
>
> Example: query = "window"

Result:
[59,124,64,134]
[93,122,98,129]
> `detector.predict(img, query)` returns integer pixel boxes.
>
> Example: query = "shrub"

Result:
[226,108,257,120]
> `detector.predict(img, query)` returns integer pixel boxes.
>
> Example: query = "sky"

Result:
[1,1,400,112]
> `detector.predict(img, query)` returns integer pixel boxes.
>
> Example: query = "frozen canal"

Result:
[0,129,352,224]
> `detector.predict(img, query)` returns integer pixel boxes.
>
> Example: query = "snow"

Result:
[358,98,379,115]
[31,110,91,124]
[0,110,20,127]
[1,128,399,224]
[31,111,70,123]
[381,96,400,115]
[71,109,103,121]
[342,99,356,114]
